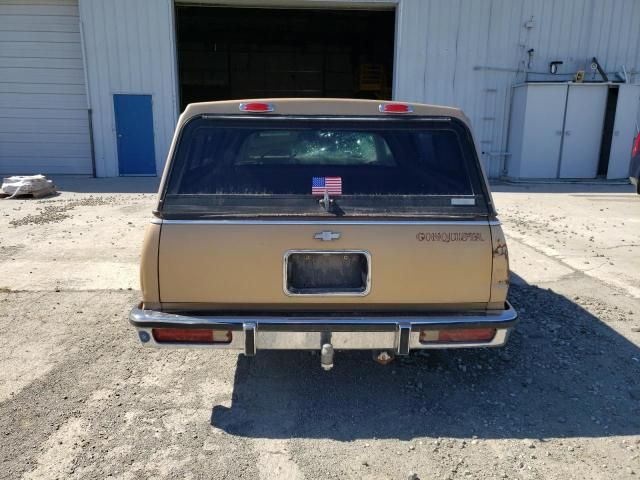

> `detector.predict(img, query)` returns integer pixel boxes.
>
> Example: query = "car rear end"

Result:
[130,99,516,368]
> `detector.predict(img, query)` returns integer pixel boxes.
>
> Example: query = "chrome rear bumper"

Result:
[129,302,518,355]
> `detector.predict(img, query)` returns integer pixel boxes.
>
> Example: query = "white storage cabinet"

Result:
[507,82,639,180]
[507,83,607,179]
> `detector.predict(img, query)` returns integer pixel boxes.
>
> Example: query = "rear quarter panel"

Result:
[140,223,161,309]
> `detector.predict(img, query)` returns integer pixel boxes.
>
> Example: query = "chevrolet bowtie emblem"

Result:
[314,231,341,241]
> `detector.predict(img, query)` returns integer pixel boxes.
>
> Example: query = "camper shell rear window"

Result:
[160,116,491,218]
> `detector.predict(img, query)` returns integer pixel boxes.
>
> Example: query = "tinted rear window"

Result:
[162,117,489,218]
[235,131,396,167]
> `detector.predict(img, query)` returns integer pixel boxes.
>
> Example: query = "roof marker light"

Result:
[379,103,414,114]
[239,102,274,113]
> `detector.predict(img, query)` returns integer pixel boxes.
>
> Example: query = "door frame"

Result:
[171,0,400,110]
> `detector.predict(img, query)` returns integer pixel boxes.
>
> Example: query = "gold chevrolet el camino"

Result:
[130,99,517,369]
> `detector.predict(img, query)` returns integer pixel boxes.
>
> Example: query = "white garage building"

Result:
[1,0,640,179]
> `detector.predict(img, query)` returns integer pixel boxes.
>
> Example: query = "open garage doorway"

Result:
[175,5,395,111]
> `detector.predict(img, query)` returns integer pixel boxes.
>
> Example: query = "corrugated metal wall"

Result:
[0,0,92,174]
[395,0,640,177]
[78,0,178,177]
[76,0,640,177]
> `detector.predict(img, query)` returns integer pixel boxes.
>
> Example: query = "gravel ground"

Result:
[0,179,639,480]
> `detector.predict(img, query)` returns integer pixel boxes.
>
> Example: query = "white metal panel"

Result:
[392,0,428,103]
[0,117,90,134]
[0,92,87,109]
[514,84,567,178]
[505,85,527,178]
[0,57,84,69]
[559,84,608,178]
[1,67,85,84]
[79,0,179,177]
[607,84,640,179]
[504,85,526,178]
[0,0,91,175]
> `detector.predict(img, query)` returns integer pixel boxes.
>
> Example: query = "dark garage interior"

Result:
[175,6,396,110]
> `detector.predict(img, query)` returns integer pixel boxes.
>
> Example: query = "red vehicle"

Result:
[630,132,640,194]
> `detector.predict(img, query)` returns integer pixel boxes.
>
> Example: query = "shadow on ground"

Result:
[211,284,640,440]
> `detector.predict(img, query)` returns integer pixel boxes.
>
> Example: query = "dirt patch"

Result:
[0,244,24,259]
[8,196,120,227]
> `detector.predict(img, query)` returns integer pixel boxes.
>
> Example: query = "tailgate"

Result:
[158,221,492,310]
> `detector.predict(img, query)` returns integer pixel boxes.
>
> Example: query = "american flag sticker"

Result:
[312,176,342,196]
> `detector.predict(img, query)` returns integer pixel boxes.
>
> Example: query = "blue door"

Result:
[113,94,156,175]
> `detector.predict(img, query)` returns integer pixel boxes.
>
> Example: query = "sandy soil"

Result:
[0,178,639,480]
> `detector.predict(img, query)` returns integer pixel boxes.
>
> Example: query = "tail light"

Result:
[632,134,640,158]
[419,328,496,343]
[379,103,413,114]
[152,328,232,344]
[239,102,274,113]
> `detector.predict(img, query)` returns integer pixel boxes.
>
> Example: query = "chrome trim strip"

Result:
[198,114,453,122]
[130,301,517,328]
[282,250,372,297]
[152,219,500,226]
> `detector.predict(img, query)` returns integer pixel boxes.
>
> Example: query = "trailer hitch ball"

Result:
[374,350,395,365]
[320,343,334,371]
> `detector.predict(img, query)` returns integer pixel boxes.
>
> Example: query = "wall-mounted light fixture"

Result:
[550,61,563,74]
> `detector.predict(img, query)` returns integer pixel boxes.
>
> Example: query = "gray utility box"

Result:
[507,82,640,179]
